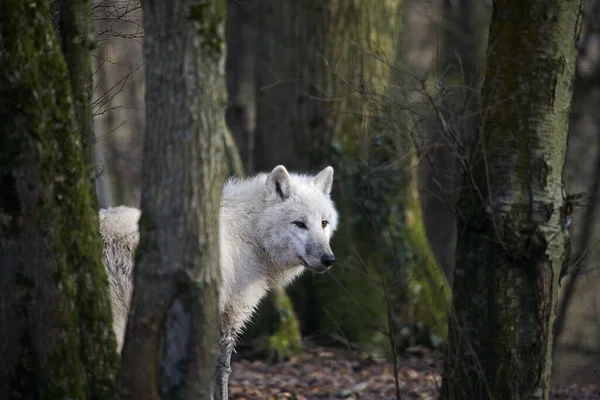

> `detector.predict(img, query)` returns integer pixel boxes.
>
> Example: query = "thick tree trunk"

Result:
[116,1,226,399]
[440,1,579,399]
[0,0,119,398]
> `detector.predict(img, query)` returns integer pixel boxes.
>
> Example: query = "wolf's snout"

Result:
[321,254,335,267]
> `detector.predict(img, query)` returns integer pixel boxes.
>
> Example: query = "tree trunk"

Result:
[553,0,600,385]
[254,0,334,172]
[58,0,96,167]
[440,1,578,399]
[342,1,453,353]
[116,0,226,399]
[0,0,119,398]
[225,0,258,174]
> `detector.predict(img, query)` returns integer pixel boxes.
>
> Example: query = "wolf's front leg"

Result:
[213,329,235,400]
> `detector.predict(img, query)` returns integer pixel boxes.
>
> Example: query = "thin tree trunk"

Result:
[58,0,96,168]
[226,0,258,174]
[440,1,579,399]
[555,0,600,340]
[254,0,333,172]
[116,0,226,399]
[552,0,600,385]
[0,0,119,398]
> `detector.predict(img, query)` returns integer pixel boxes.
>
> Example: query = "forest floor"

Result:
[229,344,600,399]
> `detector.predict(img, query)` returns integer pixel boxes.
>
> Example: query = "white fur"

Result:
[99,165,338,352]
[98,206,140,351]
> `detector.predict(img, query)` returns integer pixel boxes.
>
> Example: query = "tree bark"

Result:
[553,0,600,385]
[225,0,258,174]
[346,1,453,350]
[440,1,579,399]
[58,0,96,167]
[116,0,226,399]
[0,0,119,398]
[254,0,334,172]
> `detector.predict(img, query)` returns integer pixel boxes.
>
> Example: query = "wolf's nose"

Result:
[321,254,335,267]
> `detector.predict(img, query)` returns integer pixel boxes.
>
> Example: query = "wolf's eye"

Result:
[293,221,307,229]
[321,220,329,228]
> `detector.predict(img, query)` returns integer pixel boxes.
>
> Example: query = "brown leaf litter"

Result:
[228,345,600,400]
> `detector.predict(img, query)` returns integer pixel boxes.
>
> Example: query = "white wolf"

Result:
[99,165,338,399]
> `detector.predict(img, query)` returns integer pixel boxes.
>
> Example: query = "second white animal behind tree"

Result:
[99,164,339,400]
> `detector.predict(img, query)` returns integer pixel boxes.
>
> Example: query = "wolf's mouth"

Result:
[299,256,330,274]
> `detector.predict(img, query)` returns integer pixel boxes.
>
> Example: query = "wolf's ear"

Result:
[267,165,292,200]
[314,166,334,196]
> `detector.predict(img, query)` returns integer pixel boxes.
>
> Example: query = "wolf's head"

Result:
[257,165,339,274]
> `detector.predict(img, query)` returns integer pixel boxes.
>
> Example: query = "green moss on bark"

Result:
[401,164,451,339]
[266,288,303,360]
[189,0,226,56]
[350,136,450,347]
[0,0,119,398]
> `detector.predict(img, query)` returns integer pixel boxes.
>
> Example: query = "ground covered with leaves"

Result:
[229,345,600,399]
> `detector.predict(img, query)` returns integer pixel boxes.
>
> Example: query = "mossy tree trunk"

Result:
[365,0,454,349]
[307,0,451,351]
[0,0,119,398]
[116,0,226,399]
[352,133,451,350]
[440,1,579,399]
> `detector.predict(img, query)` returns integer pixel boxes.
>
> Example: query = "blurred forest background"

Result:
[88,0,600,389]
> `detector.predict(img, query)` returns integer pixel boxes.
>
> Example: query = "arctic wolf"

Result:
[99,165,338,400]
